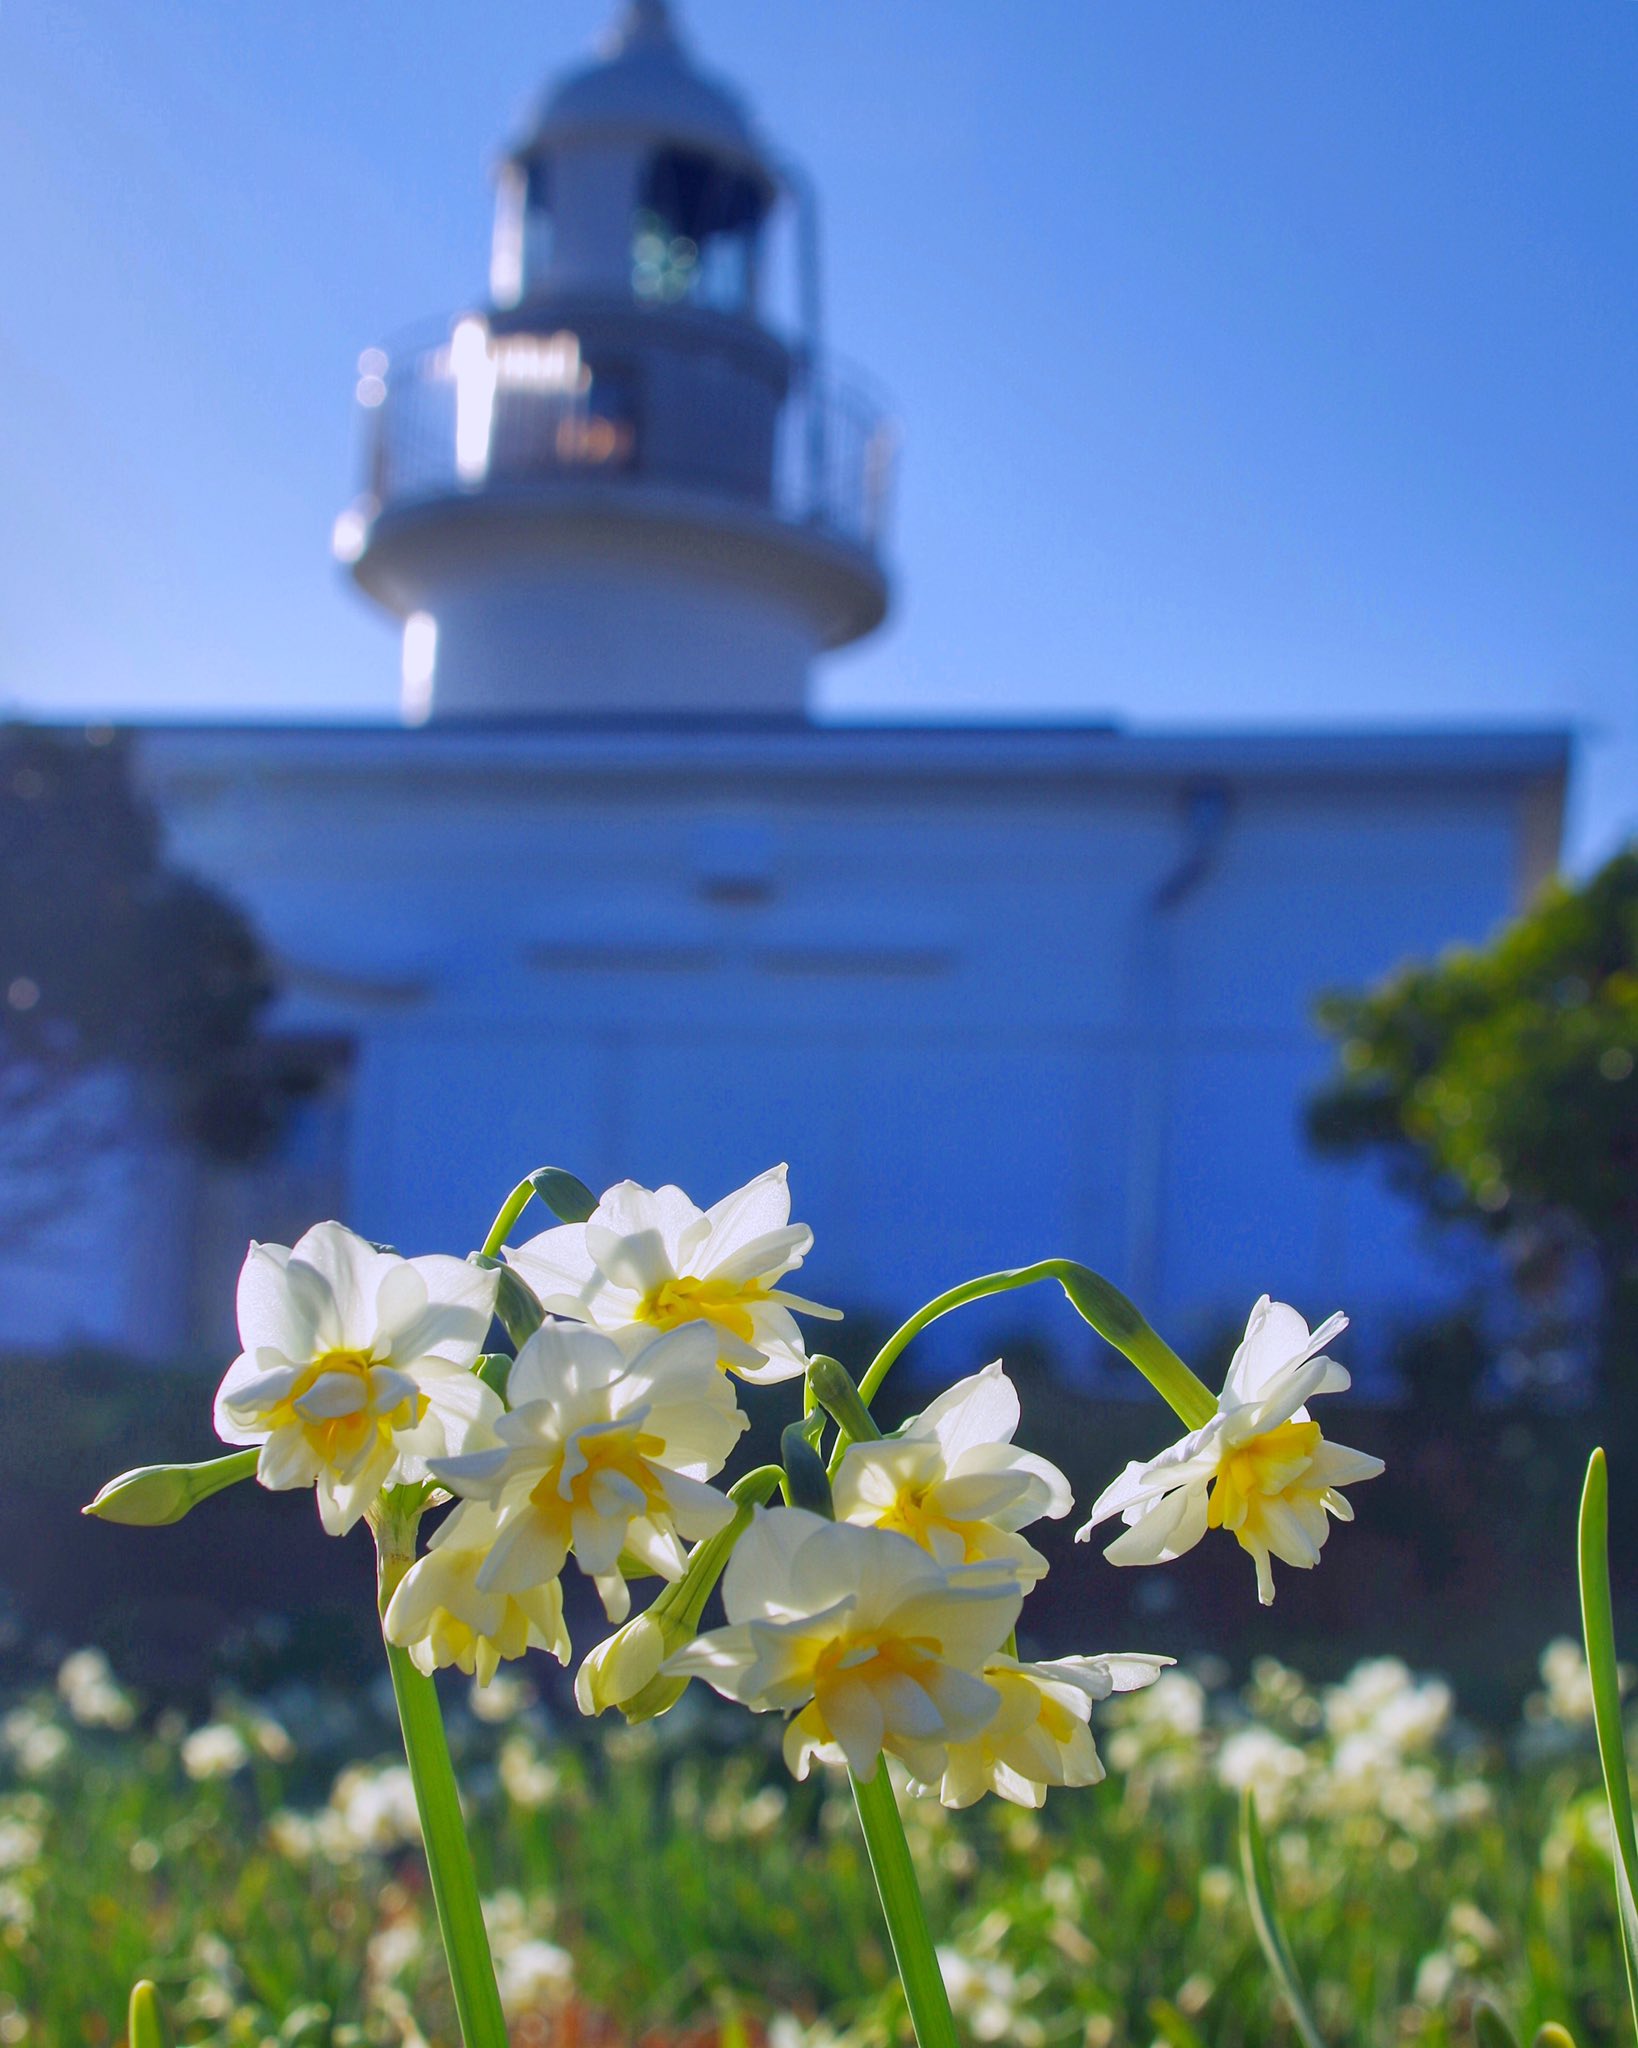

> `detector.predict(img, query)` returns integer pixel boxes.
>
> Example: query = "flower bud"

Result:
[84,1449,259,1527]
[574,1614,667,1718]
[527,1165,599,1223]
[807,1355,880,1444]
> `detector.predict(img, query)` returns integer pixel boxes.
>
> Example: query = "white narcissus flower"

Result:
[431,1321,746,1623]
[213,1222,502,1536]
[505,1165,839,1384]
[832,1361,1072,1580]
[665,1507,1024,1784]
[1076,1295,1384,1604]
[383,1501,570,1686]
[920,1651,1171,1809]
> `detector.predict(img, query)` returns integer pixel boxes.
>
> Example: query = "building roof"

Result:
[125,718,1571,792]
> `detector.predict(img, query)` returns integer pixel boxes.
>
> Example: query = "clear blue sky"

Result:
[3,1,1634,863]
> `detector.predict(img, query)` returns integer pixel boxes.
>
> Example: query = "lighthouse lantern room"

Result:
[336,0,894,723]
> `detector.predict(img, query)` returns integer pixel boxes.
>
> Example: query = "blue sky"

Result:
[2,1,1634,863]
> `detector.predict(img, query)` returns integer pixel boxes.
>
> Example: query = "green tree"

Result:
[1309,847,1638,1393]
[0,723,299,1240]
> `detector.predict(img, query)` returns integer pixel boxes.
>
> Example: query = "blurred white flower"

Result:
[495,1938,574,2016]
[365,1916,426,1989]
[667,1507,1023,1783]
[832,1362,1073,1580]
[246,1710,294,1763]
[385,1500,570,1685]
[768,2020,850,2048]
[432,1320,745,1622]
[327,1762,422,1854]
[214,1221,502,1535]
[1215,1726,1308,1817]
[1102,1671,1209,1788]
[0,1711,68,1778]
[1530,1637,1602,1727]
[1077,1296,1382,1604]
[0,1819,42,1873]
[925,1652,1169,1809]
[937,1949,1040,2046]
[468,1669,537,1724]
[1324,1657,1450,1751]
[506,1165,838,1384]
[55,1648,136,1730]
[180,1723,250,1781]
[498,1735,562,1811]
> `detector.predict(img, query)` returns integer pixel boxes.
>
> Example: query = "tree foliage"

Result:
[0,723,297,1236]
[1309,847,1638,1383]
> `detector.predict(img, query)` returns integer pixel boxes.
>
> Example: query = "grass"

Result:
[0,1639,1629,2047]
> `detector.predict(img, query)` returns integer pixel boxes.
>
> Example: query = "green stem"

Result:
[851,1763,959,2048]
[834,1259,1215,1472]
[479,1176,538,1260]
[376,1544,508,2048]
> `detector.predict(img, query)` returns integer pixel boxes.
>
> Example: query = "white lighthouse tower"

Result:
[335,0,895,722]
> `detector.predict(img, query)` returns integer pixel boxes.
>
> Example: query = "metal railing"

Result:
[350,317,897,556]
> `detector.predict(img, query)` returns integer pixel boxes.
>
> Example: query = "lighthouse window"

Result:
[633,147,763,312]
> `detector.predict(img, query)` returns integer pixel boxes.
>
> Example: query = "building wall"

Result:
[10,724,1566,1383]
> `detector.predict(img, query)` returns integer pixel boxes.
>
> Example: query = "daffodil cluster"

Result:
[196,1161,1382,1814]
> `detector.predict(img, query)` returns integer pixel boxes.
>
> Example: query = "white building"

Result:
[23,2,1567,1379]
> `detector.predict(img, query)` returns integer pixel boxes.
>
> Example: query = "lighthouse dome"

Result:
[514,0,771,187]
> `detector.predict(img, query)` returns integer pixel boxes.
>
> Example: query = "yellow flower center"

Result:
[275,1351,426,1468]
[875,1485,987,1564]
[526,1422,670,1539]
[636,1273,768,1346]
[810,1631,942,1725]
[1206,1419,1322,1540]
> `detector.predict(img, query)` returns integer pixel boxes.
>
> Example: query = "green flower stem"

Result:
[376,1542,508,2048]
[834,1259,1215,1473]
[850,1762,959,2048]
[478,1176,539,1260]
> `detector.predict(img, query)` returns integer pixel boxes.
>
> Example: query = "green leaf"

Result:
[780,1422,835,1518]
[127,1980,171,2048]
[528,1165,599,1223]
[1238,1788,1328,2048]
[84,1448,260,1527]
[851,1762,960,2048]
[1578,1447,1638,2040]
[1473,2004,1520,2048]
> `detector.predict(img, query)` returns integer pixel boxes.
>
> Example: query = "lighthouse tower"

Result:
[335,0,895,722]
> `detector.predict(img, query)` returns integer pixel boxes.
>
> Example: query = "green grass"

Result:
[0,1640,1630,2047]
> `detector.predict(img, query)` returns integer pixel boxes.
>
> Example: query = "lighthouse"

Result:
[334,0,895,723]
